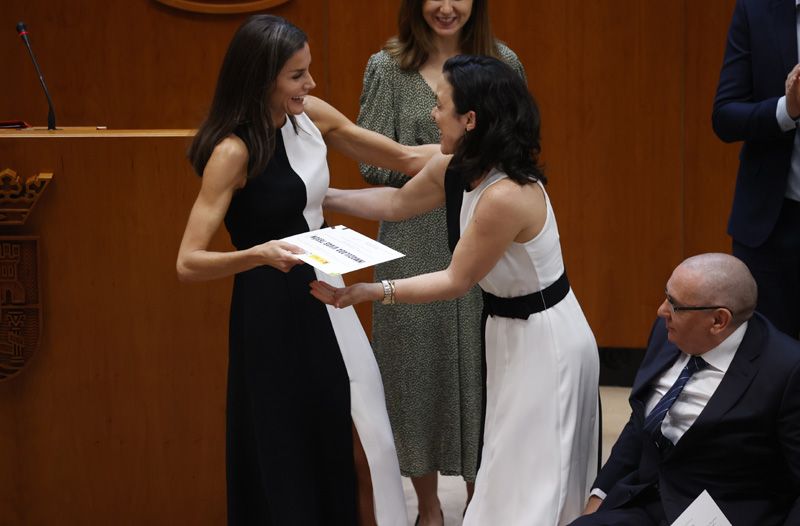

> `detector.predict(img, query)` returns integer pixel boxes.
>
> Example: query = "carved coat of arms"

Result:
[0,238,40,381]
[0,168,49,381]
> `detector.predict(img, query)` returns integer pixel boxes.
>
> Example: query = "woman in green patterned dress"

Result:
[356,1,525,524]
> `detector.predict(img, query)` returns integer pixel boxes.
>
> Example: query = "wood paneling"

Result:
[502,1,686,346]
[324,0,399,323]
[0,131,231,523]
[1,1,324,129]
[684,0,740,256]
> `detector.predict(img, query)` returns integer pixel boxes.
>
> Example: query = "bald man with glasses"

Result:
[570,253,800,526]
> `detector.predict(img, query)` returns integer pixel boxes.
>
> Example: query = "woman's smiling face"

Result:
[422,0,474,39]
[268,42,316,126]
[431,76,474,154]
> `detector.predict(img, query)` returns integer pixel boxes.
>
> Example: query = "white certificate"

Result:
[282,225,404,275]
[670,490,732,526]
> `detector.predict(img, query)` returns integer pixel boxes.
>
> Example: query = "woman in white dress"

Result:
[311,55,599,525]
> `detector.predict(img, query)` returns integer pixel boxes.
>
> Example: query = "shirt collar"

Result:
[691,321,748,373]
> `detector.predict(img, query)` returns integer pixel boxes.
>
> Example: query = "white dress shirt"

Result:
[643,322,747,444]
[590,322,749,501]
[775,0,800,201]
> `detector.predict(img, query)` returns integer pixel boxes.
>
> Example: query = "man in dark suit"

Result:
[712,0,800,339]
[570,253,800,526]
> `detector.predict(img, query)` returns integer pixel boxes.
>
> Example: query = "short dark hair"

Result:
[443,55,545,188]
[385,0,499,70]
[188,15,307,179]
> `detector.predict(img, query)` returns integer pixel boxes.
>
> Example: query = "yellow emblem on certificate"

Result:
[308,254,329,265]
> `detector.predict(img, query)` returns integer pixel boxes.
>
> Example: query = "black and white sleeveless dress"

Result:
[223,112,406,525]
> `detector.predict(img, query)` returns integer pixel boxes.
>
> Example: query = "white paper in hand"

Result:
[282,225,404,275]
[670,490,732,526]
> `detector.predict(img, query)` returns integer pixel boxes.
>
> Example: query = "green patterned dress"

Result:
[356,44,525,481]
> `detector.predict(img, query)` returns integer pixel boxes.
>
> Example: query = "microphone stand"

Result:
[17,22,56,130]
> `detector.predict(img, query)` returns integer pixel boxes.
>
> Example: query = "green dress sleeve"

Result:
[357,51,412,188]
[497,42,527,85]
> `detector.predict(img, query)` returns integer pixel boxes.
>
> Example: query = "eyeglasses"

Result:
[664,289,731,314]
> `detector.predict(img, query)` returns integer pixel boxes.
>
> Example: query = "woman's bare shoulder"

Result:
[212,134,248,161]
[302,95,341,135]
[482,177,544,213]
[204,135,248,188]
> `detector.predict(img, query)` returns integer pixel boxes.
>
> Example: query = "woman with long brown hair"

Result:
[177,14,431,525]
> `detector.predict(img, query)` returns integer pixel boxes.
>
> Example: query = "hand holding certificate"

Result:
[282,225,404,275]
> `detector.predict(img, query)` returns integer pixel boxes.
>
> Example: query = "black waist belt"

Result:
[482,272,570,320]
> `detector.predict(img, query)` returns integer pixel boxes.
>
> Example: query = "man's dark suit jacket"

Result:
[712,0,798,248]
[593,314,800,525]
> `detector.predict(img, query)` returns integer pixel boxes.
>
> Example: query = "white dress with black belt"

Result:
[460,169,600,526]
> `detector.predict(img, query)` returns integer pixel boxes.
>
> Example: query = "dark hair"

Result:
[188,15,307,179]
[385,0,498,70]
[444,55,545,187]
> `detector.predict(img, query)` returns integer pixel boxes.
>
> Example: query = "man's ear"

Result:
[710,308,733,335]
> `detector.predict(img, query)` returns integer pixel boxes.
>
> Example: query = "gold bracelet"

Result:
[388,279,396,305]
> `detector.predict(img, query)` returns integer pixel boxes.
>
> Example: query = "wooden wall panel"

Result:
[490,1,685,346]
[684,0,741,256]
[0,387,21,525]
[325,0,399,324]
[1,1,325,129]
[0,133,231,524]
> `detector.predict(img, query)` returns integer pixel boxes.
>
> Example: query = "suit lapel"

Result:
[771,0,798,73]
[671,318,765,454]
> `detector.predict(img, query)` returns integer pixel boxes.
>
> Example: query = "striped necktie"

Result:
[643,355,708,441]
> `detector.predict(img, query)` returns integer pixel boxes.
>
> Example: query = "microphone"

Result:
[16,21,56,130]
